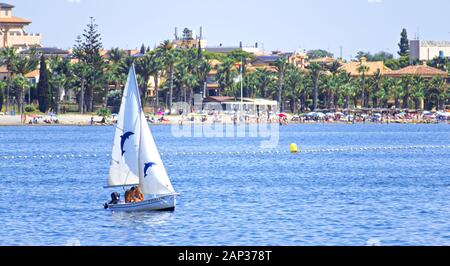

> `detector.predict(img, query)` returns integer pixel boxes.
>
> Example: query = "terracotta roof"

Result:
[25,69,39,78]
[385,64,448,78]
[0,16,31,24]
[339,59,391,76]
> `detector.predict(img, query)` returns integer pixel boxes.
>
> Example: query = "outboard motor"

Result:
[109,192,120,204]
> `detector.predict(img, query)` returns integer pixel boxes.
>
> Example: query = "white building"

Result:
[410,40,450,63]
[0,3,41,50]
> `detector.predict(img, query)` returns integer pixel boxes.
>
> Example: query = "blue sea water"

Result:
[0,124,449,246]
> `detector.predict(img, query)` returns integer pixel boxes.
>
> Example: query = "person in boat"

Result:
[125,187,135,203]
[132,186,144,202]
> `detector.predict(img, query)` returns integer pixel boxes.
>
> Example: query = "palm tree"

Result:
[285,65,307,113]
[108,48,126,64]
[388,78,403,109]
[9,49,39,114]
[410,75,425,110]
[73,62,89,114]
[196,59,212,97]
[0,47,19,113]
[369,69,382,108]
[12,74,30,116]
[356,64,369,108]
[49,57,73,114]
[0,81,6,111]
[136,51,163,108]
[400,75,413,109]
[254,68,276,99]
[216,58,237,97]
[274,57,288,112]
[308,62,322,111]
[427,76,447,110]
[160,40,178,113]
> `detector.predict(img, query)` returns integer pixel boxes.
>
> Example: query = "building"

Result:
[385,62,448,79]
[203,96,278,114]
[410,40,450,63]
[21,47,69,57]
[0,3,41,50]
[251,50,308,70]
[339,57,391,77]
[205,43,263,56]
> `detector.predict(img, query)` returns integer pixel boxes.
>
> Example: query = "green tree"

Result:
[136,50,163,108]
[427,77,447,110]
[400,75,413,109]
[254,68,276,99]
[72,62,89,114]
[160,40,178,113]
[274,57,288,112]
[356,64,370,107]
[216,58,237,97]
[73,17,105,112]
[0,81,5,111]
[37,55,51,113]
[308,62,322,111]
[49,57,73,114]
[307,49,334,59]
[368,69,382,108]
[410,75,425,110]
[398,28,410,57]
[0,47,19,113]
[12,75,30,115]
[9,49,39,113]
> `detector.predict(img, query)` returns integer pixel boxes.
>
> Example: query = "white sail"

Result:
[108,65,175,196]
[138,112,175,195]
[107,66,141,187]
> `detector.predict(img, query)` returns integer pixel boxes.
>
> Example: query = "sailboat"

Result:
[104,65,178,212]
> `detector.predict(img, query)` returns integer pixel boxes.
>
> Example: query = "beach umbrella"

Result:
[277,113,288,118]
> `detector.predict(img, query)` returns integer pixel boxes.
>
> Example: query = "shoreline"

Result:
[0,113,447,127]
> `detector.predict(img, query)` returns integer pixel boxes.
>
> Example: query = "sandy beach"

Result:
[1,112,447,126]
[0,114,106,126]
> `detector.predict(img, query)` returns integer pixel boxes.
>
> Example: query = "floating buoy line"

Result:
[1,145,449,161]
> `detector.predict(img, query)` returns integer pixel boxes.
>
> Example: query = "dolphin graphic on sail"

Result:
[144,162,156,177]
[120,131,134,156]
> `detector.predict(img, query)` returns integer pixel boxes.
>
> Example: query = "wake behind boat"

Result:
[104,65,178,212]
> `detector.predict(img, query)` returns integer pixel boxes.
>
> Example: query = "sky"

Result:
[8,0,450,60]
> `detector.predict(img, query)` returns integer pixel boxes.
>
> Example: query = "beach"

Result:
[0,112,448,126]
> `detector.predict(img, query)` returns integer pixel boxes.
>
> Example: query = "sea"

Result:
[0,123,449,246]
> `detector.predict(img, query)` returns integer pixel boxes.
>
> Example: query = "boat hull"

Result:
[107,194,177,212]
